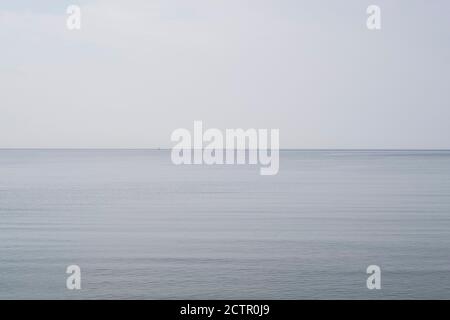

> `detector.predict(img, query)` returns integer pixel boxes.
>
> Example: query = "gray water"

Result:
[0,149,449,299]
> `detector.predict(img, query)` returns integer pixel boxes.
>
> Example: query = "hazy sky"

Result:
[1,0,449,148]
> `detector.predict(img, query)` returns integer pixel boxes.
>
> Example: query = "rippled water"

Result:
[1,150,449,299]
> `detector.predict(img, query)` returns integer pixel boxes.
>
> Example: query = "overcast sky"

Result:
[1,0,449,149]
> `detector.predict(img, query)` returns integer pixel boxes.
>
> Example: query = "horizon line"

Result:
[1,148,450,151]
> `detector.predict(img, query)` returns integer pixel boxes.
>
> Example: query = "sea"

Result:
[0,149,449,299]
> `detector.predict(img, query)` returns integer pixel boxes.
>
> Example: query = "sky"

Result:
[1,0,449,149]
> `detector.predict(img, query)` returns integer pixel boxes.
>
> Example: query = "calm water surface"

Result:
[1,150,449,299]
